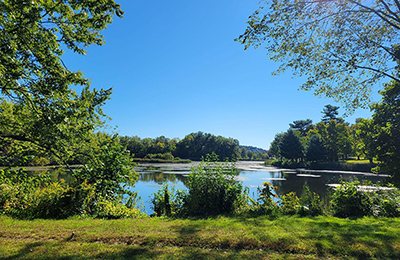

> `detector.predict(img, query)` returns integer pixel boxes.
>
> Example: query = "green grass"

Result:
[132,158,192,163]
[344,159,378,164]
[1,215,400,259]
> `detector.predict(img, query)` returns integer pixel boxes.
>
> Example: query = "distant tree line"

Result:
[119,131,270,161]
[239,146,269,161]
[0,128,270,166]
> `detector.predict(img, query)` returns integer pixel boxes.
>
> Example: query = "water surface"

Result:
[133,161,388,214]
[23,161,389,215]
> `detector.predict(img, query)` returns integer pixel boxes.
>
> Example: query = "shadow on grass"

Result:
[302,218,400,259]
[3,242,44,260]
[1,242,244,260]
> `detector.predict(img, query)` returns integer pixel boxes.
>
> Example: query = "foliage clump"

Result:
[95,198,143,219]
[151,154,246,217]
[0,167,143,220]
[0,135,143,220]
[184,155,244,216]
[150,184,186,217]
[246,181,279,215]
[330,181,400,218]
[0,170,95,219]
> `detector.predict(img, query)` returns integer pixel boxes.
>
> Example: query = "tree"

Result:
[175,132,240,160]
[289,119,313,136]
[269,132,284,159]
[1,0,123,102]
[75,134,138,200]
[321,105,341,123]
[0,0,123,165]
[236,0,400,111]
[240,147,248,159]
[315,118,352,161]
[279,129,304,162]
[0,88,110,167]
[305,135,327,162]
[356,118,375,163]
[370,80,400,178]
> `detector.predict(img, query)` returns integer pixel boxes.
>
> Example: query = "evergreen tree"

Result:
[279,130,304,162]
[289,119,314,136]
[305,135,327,162]
[321,105,344,123]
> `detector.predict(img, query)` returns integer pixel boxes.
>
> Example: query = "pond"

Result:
[132,161,389,214]
[22,161,389,215]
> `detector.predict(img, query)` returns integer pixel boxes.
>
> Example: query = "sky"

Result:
[62,0,381,150]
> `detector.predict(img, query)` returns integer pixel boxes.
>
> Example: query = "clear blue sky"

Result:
[62,0,381,150]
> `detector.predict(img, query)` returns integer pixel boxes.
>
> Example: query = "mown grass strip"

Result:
[1,215,400,259]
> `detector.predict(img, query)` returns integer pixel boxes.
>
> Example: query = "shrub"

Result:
[144,153,175,161]
[369,184,400,217]
[0,169,96,219]
[330,181,373,218]
[330,181,400,218]
[308,161,375,172]
[184,155,244,216]
[30,156,50,166]
[298,186,323,216]
[271,159,305,169]
[74,139,138,201]
[279,192,300,215]
[95,197,144,219]
[150,184,186,217]
[255,182,279,214]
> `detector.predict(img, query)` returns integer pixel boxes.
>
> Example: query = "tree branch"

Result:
[347,0,400,30]
[377,0,400,22]
[394,0,400,13]
[354,64,400,83]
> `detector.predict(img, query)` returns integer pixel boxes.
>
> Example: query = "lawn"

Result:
[1,215,399,259]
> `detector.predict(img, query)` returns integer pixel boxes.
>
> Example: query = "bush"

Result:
[30,156,50,166]
[75,138,138,201]
[150,184,186,217]
[184,155,245,216]
[369,184,400,217]
[0,169,96,219]
[279,192,300,215]
[330,181,400,218]
[149,155,246,217]
[298,186,323,216]
[330,181,373,218]
[145,153,175,161]
[307,161,376,172]
[0,166,144,219]
[255,182,279,214]
[271,159,305,169]
[95,197,144,219]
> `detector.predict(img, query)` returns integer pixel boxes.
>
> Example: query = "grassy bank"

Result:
[1,215,399,259]
[269,160,378,173]
[132,158,192,163]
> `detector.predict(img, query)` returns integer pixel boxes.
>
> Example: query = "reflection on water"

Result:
[22,162,389,215]
[138,171,188,184]
[26,167,77,184]
[133,162,388,214]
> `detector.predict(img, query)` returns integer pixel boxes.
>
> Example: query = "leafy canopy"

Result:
[236,0,400,112]
[0,0,123,164]
[370,80,400,178]
[0,0,123,101]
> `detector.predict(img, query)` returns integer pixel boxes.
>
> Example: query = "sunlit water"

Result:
[25,161,389,215]
[131,161,388,214]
